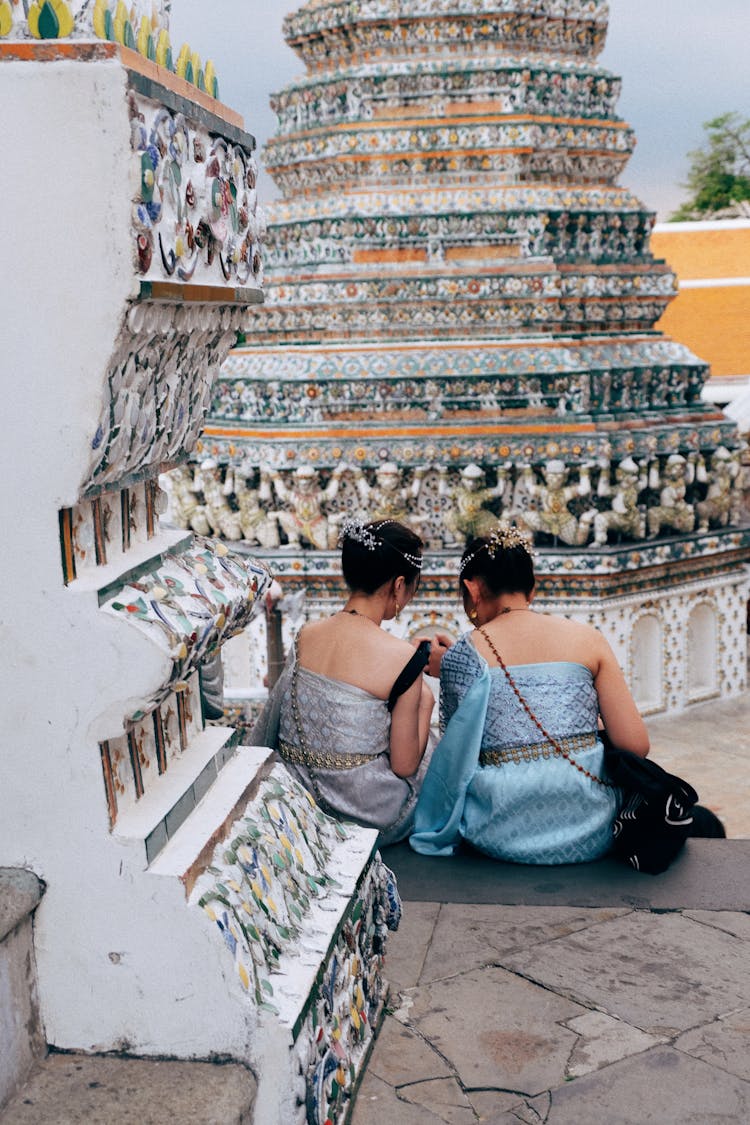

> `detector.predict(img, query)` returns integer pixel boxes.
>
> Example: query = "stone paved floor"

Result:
[354,690,750,1124]
[354,903,750,1124]
[645,693,749,839]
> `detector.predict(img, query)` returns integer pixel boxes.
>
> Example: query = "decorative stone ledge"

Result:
[0,870,44,944]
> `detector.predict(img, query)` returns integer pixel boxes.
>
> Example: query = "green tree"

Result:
[670,112,750,220]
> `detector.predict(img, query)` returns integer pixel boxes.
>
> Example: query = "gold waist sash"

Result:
[278,739,373,772]
[480,731,598,768]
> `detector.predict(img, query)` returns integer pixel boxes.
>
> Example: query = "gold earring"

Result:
[395,601,402,621]
[469,608,478,622]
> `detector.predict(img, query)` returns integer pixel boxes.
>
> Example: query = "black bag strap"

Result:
[387,642,430,713]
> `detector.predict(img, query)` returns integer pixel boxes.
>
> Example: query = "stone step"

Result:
[0,870,45,1112]
[0,1054,256,1125]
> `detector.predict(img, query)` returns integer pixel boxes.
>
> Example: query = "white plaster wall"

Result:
[1,60,132,820]
[0,60,256,1058]
[545,572,749,714]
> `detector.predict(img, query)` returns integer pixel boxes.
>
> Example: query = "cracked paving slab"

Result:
[399,1077,482,1123]
[683,909,750,942]
[563,1010,664,1077]
[386,902,441,993]
[676,1006,750,1082]
[405,964,587,1095]
[354,1018,526,1123]
[538,1045,750,1123]
[366,1018,453,1088]
[467,1088,535,1120]
[418,905,631,985]
[352,1070,446,1124]
[501,910,750,1036]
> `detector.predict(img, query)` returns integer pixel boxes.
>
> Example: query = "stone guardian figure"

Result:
[647,454,696,538]
[520,459,597,546]
[270,463,345,549]
[592,456,648,546]
[439,462,512,545]
[352,461,427,529]
[696,447,742,532]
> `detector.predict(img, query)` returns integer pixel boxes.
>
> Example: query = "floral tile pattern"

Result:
[130,89,264,289]
[100,539,271,719]
[0,0,221,101]
[195,766,395,1125]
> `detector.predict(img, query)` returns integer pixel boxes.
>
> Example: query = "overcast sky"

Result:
[170,1,749,220]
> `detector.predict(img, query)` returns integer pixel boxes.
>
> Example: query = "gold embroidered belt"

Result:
[278,739,372,772]
[480,731,598,768]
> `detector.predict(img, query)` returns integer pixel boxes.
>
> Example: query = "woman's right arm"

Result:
[438,643,467,732]
[594,635,650,757]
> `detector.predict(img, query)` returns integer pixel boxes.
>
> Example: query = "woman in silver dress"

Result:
[250,519,436,844]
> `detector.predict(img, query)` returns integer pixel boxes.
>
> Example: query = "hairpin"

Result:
[340,518,424,570]
[340,518,380,551]
[459,521,533,574]
[370,520,424,569]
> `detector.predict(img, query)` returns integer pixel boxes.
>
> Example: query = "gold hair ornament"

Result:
[459,521,533,575]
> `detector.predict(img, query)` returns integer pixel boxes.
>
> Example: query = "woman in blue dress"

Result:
[411,523,650,863]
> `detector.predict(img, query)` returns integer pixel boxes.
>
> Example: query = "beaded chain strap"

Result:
[477,627,614,790]
[282,636,360,817]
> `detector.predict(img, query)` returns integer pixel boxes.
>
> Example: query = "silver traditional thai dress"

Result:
[249,646,429,846]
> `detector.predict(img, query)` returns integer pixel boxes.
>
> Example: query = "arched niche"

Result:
[688,602,719,700]
[630,613,664,712]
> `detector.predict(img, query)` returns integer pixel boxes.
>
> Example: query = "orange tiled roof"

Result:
[651,222,750,379]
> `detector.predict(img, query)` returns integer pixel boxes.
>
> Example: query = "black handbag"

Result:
[604,744,701,874]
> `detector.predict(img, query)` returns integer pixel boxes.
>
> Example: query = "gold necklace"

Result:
[341,608,380,624]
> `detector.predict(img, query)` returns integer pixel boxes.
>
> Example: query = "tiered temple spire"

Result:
[193,0,748,714]
[202,0,738,530]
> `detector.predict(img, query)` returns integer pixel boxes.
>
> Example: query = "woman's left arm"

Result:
[594,635,650,757]
[389,676,433,778]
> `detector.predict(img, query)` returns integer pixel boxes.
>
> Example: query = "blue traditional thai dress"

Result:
[411,634,620,864]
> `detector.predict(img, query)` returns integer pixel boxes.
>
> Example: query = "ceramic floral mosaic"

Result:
[73,79,265,496]
[130,89,264,288]
[292,859,394,1125]
[100,538,271,718]
[197,769,350,1008]
[0,0,220,100]
[201,0,744,501]
[82,302,241,492]
[194,765,395,1125]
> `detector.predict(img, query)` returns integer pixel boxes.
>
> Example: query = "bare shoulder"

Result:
[296,618,332,647]
[379,631,419,662]
[299,617,329,639]
[532,612,611,669]
[538,613,606,644]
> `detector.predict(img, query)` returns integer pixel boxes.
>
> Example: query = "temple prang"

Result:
[178,0,748,718]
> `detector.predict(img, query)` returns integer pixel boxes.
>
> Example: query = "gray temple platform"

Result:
[382,838,750,912]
